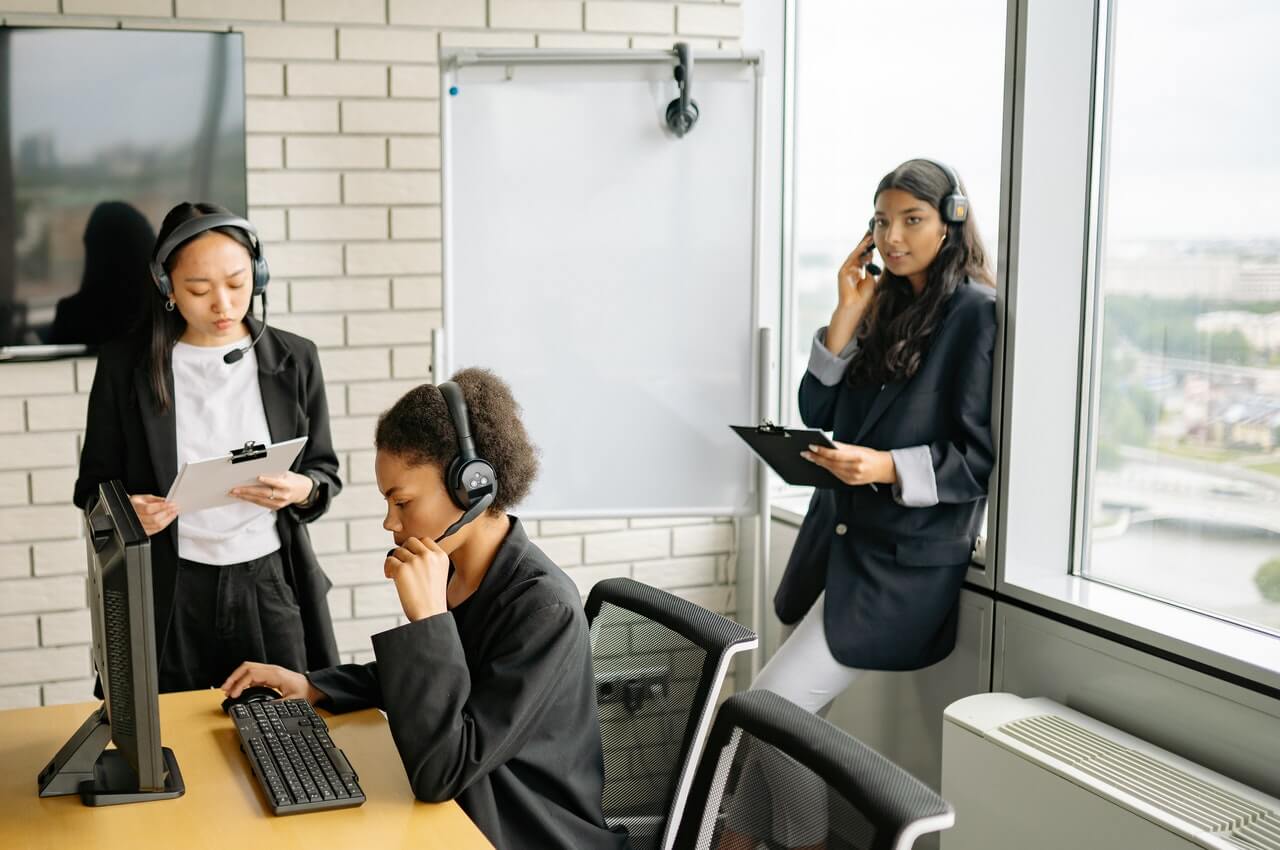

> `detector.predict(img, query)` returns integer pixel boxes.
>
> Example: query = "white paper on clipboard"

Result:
[165,436,308,514]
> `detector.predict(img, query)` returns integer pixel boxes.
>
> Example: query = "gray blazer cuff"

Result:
[890,445,938,508]
[808,327,859,387]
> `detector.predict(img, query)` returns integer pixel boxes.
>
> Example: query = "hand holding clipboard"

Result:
[166,436,308,514]
[730,422,842,488]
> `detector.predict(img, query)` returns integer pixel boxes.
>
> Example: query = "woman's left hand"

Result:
[801,442,898,487]
[385,537,450,622]
[230,471,313,511]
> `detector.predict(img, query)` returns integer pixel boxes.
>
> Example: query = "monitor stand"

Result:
[37,705,185,804]
[80,748,185,806]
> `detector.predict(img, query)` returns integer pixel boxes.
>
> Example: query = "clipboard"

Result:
[730,422,842,488]
[165,436,308,513]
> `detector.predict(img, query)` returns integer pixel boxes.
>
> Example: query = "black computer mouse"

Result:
[221,685,283,715]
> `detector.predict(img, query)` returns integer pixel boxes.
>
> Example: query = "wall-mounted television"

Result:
[0,26,246,360]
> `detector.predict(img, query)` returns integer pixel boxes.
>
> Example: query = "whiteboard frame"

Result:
[437,47,767,520]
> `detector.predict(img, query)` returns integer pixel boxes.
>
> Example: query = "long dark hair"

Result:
[145,202,256,413]
[845,160,994,388]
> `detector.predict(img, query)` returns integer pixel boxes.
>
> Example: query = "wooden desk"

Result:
[0,689,492,850]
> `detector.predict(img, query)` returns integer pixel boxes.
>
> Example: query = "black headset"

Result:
[435,381,498,542]
[150,212,271,365]
[150,213,269,300]
[920,158,969,224]
[665,42,699,138]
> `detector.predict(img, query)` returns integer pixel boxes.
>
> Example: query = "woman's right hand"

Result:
[128,494,178,537]
[836,231,878,310]
[222,661,327,704]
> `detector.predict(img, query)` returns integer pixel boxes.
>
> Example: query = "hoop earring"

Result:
[165,300,176,312]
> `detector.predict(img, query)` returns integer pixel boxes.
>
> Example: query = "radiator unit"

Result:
[941,693,1280,850]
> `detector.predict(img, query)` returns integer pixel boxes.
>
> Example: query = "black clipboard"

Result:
[730,422,841,488]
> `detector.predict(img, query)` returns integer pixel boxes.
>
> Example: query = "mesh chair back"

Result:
[586,578,758,850]
[672,690,955,850]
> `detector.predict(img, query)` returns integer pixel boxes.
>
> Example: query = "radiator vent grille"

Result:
[1001,715,1280,850]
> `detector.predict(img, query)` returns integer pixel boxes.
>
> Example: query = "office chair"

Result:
[671,689,956,850]
[586,578,758,850]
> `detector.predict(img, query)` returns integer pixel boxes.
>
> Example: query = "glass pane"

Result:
[789,0,1006,427]
[1084,0,1280,635]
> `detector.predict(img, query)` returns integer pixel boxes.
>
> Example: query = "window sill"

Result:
[770,489,813,526]
[998,570,1280,695]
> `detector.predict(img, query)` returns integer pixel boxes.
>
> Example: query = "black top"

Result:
[775,281,997,670]
[307,518,628,850]
[73,319,343,681]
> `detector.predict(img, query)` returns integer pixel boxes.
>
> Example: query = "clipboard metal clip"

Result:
[229,441,268,464]
[757,419,787,436]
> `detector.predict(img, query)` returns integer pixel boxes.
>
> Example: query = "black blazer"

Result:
[775,280,997,670]
[73,318,342,675]
[307,519,629,850]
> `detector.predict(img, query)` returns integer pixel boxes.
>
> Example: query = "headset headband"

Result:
[153,213,260,269]
[150,212,269,300]
[919,159,960,196]
[439,382,478,463]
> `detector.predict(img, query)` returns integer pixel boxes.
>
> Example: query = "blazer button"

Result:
[834,523,848,536]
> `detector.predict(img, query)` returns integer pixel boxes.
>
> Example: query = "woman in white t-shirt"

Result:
[75,202,343,693]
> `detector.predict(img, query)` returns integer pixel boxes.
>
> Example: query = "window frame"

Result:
[993,0,1280,692]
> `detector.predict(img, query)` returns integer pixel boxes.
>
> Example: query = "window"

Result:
[785,0,1007,429]
[1079,0,1280,636]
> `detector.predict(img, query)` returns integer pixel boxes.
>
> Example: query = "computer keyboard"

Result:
[229,697,366,815]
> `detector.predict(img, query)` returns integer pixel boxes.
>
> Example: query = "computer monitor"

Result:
[37,480,184,805]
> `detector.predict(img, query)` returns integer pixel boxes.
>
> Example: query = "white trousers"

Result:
[753,592,863,714]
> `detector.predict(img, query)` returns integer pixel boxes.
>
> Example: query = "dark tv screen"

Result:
[0,26,246,355]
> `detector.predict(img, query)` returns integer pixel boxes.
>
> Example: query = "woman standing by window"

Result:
[770,157,997,705]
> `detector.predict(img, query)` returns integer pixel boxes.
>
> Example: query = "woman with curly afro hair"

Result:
[223,368,629,850]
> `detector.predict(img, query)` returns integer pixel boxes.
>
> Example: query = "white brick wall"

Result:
[490,0,583,31]
[177,0,280,22]
[289,62,390,97]
[585,1,674,34]
[0,0,743,706]
[389,0,486,29]
[284,0,385,26]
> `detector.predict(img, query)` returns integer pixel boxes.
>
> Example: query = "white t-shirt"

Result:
[172,339,282,565]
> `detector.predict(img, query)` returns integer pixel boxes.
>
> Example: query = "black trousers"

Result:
[158,550,307,693]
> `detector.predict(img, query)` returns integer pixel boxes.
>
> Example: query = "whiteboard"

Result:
[441,50,762,517]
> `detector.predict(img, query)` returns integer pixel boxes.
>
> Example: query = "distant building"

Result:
[1211,398,1280,451]
[1101,241,1280,303]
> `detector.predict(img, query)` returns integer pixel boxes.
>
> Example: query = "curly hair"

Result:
[374,368,540,514]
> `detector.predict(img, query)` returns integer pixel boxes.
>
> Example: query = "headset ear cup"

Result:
[252,253,270,296]
[447,457,498,511]
[665,97,699,137]
[150,261,172,300]
[942,194,969,224]
[445,455,469,509]
[462,459,497,505]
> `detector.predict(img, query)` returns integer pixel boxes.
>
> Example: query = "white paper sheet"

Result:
[165,436,308,514]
